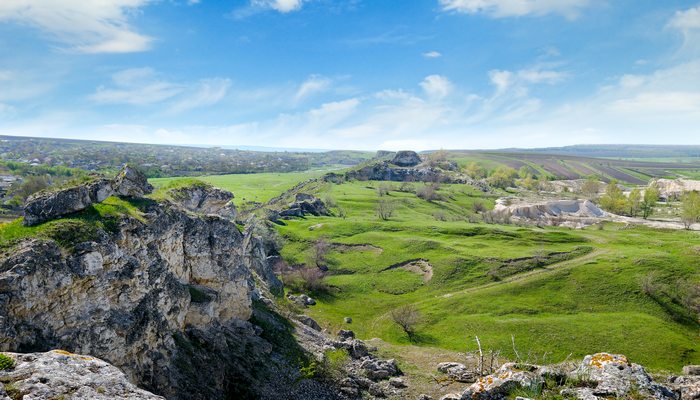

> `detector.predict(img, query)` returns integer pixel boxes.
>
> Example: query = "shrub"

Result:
[472,201,487,214]
[282,267,330,295]
[416,184,443,201]
[0,353,15,370]
[376,199,396,221]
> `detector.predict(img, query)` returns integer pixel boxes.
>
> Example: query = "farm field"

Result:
[270,179,700,372]
[449,151,700,184]
[150,170,326,206]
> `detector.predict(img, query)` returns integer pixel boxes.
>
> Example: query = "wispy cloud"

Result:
[438,0,591,19]
[231,0,306,18]
[420,75,452,99]
[169,78,232,113]
[294,75,333,103]
[422,51,442,58]
[0,0,153,53]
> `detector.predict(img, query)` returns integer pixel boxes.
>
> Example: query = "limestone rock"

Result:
[113,165,153,197]
[359,357,400,381]
[668,375,700,400]
[437,362,476,383]
[298,315,322,331]
[168,183,236,219]
[461,363,539,400]
[391,150,422,167]
[23,178,113,226]
[683,365,700,376]
[279,193,330,219]
[0,350,163,400]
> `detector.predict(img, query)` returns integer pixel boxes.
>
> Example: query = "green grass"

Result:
[268,178,700,372]
[150,171,326,207]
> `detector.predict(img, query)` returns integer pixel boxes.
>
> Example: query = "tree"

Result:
[518,166,531,179]
[487,166,518,189]
[640,185,660,219]
[581,176,601,200]
[376,199,396,221]
[390,304,421,341]
[464,162,486,179]
[681,191,700,229]
[599,180,627,214]
[627,188,642,217]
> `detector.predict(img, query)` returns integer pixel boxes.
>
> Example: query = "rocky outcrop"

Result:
[494,198,606,228]
[278,193,330,219]
[0,350,163,400]
[346,161,482,186]
[650,178,700,201]
[168,183,236,219]
[391,150,422,167]
[23,165,152,226]
[443,353,676,400]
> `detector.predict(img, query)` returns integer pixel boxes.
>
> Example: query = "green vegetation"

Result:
[681,191,700,229]
[259,176,700,372]
[0,353,15,370]
[150,171,326,207]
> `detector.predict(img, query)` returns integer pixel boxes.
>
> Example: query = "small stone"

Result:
[389,377,406,388]
[683,365,700,376]
[337,329,355,340]
[344,317,353,323]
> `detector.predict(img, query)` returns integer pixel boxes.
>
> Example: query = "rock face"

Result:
[168,183,236,219]
[391,150,422,167]
[1,196,294,399]
[651,178,700,201]
[495,198,606,228]
[23,165,153,226]
[346,161,482,186]
[0,350,164,400]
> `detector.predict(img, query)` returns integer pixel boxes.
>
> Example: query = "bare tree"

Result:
[376,199,396,220]
[390,304,421,341]
[310,237,330,270]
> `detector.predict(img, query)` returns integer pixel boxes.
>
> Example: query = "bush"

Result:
[390,304,422,341]
[416,184,443,201]
[376,199,396,221]
[282,267,330,294]
[0,353,15,370]
[472,201,487,214]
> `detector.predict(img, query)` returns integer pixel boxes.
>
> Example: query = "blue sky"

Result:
[0,0,699,150]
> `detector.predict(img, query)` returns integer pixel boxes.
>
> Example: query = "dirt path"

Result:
[438,248,608,299]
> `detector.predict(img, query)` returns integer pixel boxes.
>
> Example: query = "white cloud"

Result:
[251,0,304,13]
[91,68,184,105]
[438,0,591,19]
[489,70,513,94]
[420,75,452,99]
[294,75,333,103]
[0,0,153,53]
[423,51,442,58]
[668,6,700,31]
[517,69,567,84]
[170,78,232,113]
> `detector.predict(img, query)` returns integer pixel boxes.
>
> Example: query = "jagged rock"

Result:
[391,150,422,167]
[668,375,700,399]
[279,193,330,219]
[359,357,400,381]
[437,362,476,383]
[338,330,355,340]
[113,165,153,197]
[368,383,386,397]
[684,365,700,376]
[461,362,539,400]
[23,165,153,227]
[2,201,267,399]
[168,183,236,219]
[345,161,479,186]
[23,178,114,226]
[298,315,322,331]
[565,353,676,400]
[0,350,163,399]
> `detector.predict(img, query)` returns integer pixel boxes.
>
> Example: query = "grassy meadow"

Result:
[270,179,700,372]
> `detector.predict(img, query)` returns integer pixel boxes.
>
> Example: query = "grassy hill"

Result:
[270,179,700,372]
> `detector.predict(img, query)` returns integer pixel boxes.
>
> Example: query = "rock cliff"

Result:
[0,170,334,399]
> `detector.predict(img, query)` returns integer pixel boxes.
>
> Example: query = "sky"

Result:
[0,0,699,151]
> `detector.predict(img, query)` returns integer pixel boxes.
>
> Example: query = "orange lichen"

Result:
[589,353,629,369]
[51,349,74,356]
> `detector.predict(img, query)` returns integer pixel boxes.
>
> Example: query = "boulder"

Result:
[389,377,407,388]
[113,165,153,197]
[0,350,163,400]
[668,375,700,400]
[437,362,476,383]
[23,178,114,226]
[297,315,322,331]
[683,365,700,376]
[360,357,400,381]
[168,184,236,219]
[338,329,355,340]
[391,151,422,167]
[461,363,539,400]
[344,317,353,324]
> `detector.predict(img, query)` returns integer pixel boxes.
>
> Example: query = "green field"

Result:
[150,171,325,206]
[267,179,700,372]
